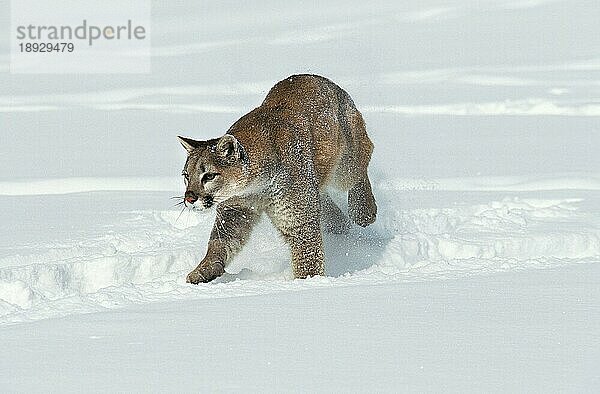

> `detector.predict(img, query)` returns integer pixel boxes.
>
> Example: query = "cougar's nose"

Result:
[185,191,198,204]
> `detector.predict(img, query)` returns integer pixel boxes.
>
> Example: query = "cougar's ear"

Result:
[216,134,248,164]
[177,136,203,153]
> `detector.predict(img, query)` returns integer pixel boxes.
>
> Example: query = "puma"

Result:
[178,74,377,284]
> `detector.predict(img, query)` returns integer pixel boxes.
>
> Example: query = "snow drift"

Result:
[1,175,598,325]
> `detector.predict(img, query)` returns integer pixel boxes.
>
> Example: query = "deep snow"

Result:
[0,178,599,326]
[1,0,599,391]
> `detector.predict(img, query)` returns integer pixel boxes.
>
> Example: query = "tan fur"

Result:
[179,74,377,283]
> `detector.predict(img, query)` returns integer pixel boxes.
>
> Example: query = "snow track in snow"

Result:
[0,176,598,325]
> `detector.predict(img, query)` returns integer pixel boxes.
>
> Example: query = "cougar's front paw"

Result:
[186,261,225,284]
[186,269,206,284]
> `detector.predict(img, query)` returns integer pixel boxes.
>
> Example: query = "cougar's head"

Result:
[178,134,250,210]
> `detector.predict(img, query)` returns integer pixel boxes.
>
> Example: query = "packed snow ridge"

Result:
[0,175,599,325]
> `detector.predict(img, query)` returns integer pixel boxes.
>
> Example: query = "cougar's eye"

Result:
[202,173,218,183]
[182,171,189,185]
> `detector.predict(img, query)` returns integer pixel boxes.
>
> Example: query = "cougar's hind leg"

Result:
[348,175,377,227]
[345,108,377,227]
[320,191,350,234]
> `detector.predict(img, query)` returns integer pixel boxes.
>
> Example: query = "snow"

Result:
[1,0,599,391]
[2,264,598,392]
[1,183,598,328]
